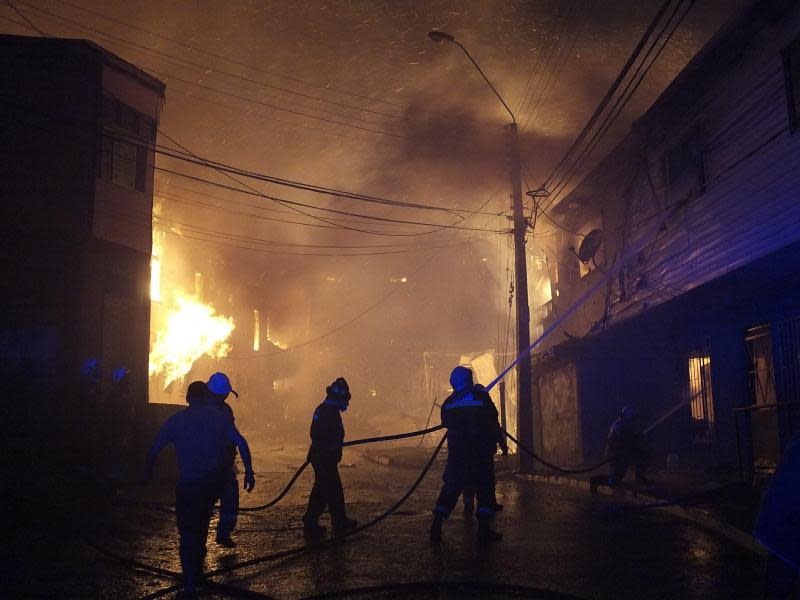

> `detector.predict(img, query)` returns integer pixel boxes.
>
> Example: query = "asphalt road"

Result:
[6,439,765,599]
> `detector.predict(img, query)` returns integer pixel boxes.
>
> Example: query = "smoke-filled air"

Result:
[3,0,739,442]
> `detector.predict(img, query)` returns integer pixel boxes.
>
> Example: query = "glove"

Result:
[243,470,256,492]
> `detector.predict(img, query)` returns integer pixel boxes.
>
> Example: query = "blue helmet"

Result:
[449,366,473,392]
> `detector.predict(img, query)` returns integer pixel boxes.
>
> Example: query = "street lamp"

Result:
[428,30,537,471]
[427,30,516,124]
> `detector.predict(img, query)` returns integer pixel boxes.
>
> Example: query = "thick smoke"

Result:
[1,0,744,441]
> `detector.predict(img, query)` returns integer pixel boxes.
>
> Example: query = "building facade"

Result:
[0,35,165,465]
[531,0,800,476]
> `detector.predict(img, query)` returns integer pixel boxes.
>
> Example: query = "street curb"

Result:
[514,472,767,557]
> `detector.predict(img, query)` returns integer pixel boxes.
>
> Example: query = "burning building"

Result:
[530,0,800,476]
[0,34,164,466]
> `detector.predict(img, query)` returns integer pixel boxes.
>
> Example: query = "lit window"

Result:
[784,35,800,130]
[688,349,715,443]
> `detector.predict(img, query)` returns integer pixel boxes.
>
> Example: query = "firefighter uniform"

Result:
[463,393,508,514]
[431,367,503,542]
[303,378,357,537]
[206,372,241,547]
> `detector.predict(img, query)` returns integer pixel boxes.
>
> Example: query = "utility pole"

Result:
[426,30,536,471]
[508,122,535,472]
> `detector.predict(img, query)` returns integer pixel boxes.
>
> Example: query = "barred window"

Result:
[688,345,715,443]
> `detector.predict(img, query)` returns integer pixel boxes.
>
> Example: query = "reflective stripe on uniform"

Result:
[444,393,484,409]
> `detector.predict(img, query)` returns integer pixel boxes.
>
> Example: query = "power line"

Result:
[154,140,505,217]
[156,189,419,231]
[156,184,445,229]
[17,1,400,120]
[541,0,676,191]
[14,1,407,140]
[154,141,478,215]
[49,0,406,109]
[157,128,505,236]
[518,0,585,132]
[154,212,486,252]
[156,164,507,236]
[0,18,398,149]
[0,95,505,238]
[4,0,45,36]
[533,0,692,232]
[546,0,694,204]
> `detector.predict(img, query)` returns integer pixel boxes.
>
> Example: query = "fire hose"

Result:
[86,434,448,600]
[504,431,612,475]
[239,424,444,512]
[95,420,663,599]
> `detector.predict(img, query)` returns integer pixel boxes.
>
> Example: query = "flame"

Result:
[149,295,235,389]
[150,229,163,302]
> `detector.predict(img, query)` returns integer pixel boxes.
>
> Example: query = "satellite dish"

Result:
[577,229,603,263]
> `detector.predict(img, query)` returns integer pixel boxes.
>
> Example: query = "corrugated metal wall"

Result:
[617,15,800,317]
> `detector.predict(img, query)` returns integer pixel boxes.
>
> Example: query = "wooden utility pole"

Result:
[508,122,535,471]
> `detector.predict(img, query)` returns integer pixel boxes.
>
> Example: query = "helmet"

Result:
[326,377,351,401]
[620,405,638,420]
[186,381,208,405]
[449,366,473,392]
[207,372,239,398]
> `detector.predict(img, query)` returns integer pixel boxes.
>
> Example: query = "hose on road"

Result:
[505,431,612,475]
[85,434,447,600]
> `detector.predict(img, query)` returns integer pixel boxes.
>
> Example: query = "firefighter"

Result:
[144,381,255,599]
[430,367,503,543]
[590,405,653,493]
[302,377,358,538]
[206,372,240,547]
[463,385,508,517]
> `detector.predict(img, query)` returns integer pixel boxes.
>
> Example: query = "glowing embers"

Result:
[149,295,235,389]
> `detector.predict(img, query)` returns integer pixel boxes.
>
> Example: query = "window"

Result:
[688,347,715,443]
[746,324,777,406]
[97,92,153,191]
[101,93,156,141]
[783,35,800,130]
[665,130,705,194]
[99,135,146,191]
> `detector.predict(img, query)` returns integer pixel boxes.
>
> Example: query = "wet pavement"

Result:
[6,438,766,599]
